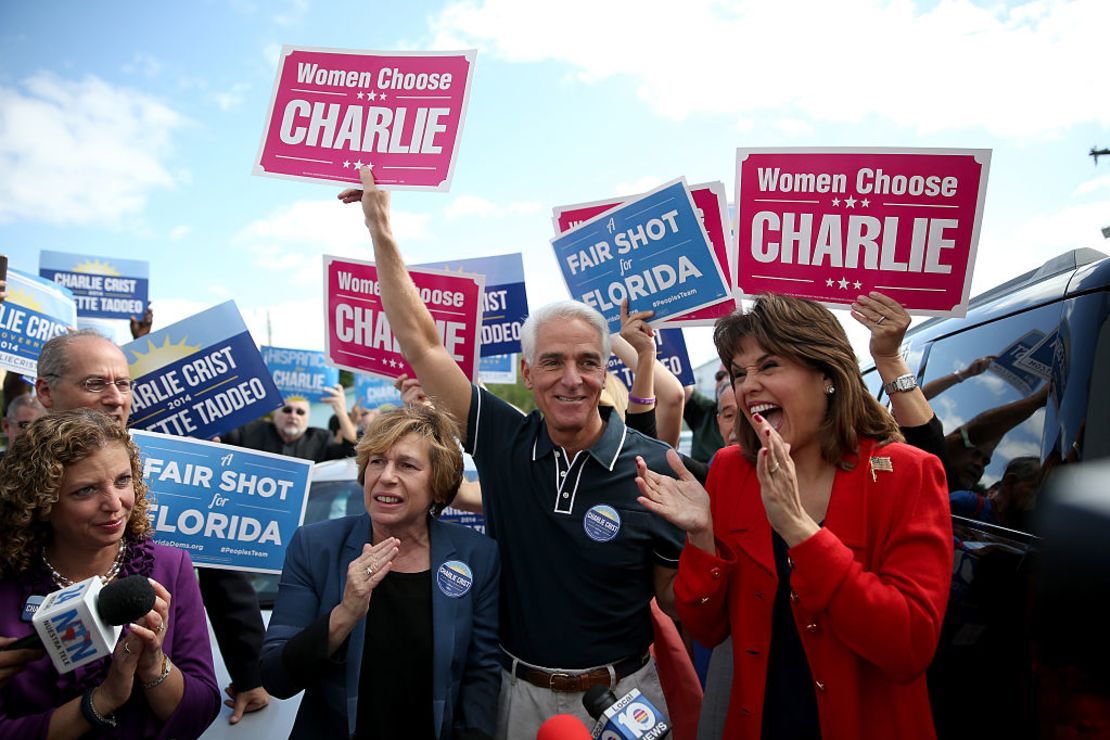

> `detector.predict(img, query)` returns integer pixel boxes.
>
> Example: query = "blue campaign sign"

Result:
[39,250,149,321]
[0,268,77,376]
[123,301,283,439]
[479,353,516,385]
[607,328,695,389]
[550,178,730,333]
[417,253,529,356]
[134,431,312,573]
[988,329,1045,396]
[261,345,340,402]
[1013,328,1056,382]
[354,373,402,409]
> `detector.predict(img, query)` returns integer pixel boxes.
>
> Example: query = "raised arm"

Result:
[851,292,933,428]
[612,302,685,447]
[339,168,473,437]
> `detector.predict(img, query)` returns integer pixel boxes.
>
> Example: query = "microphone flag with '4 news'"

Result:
[583,685,670,739]
[3,575,156,674]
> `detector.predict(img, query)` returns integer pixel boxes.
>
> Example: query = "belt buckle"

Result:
[548,672,574,692]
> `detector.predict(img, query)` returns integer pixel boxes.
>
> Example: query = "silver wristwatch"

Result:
[883,373,918,394]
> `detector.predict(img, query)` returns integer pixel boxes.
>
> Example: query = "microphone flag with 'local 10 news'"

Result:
[583,685,670,739]
[2,575,156,674]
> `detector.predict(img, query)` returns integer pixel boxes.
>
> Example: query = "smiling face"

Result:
[46,443,135,556]
[521,317,607,447]
[730,336,831,458]
[363,433,435,529]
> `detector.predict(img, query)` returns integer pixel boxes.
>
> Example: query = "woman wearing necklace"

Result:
[0,409,220,738]
[262,403,500,740]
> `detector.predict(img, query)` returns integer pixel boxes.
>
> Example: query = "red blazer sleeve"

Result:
[788,445,953,683]
[673,449,744,648]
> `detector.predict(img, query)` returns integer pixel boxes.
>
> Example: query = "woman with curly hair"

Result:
[0,409,220,738]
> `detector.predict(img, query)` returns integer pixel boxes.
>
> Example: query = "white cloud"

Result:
[1073,174,1110,197]
[262,43,282,68]
[444,195,541,219]
[429,0,1110,138]
[0,72,185,225]
[234,198,432,273]
[121,52,162,78]
[168,225,191,240]
[273,0,309,26]
[612,177,665,197]
[213,82,250,111]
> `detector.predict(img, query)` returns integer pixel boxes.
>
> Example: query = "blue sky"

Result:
[2,0,1109,373]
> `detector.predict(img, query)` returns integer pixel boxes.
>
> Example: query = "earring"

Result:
[826,385,835,395]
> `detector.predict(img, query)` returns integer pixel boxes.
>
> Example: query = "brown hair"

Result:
[355,404,463,516]
[0,409,152,576]
[713,293,903,468]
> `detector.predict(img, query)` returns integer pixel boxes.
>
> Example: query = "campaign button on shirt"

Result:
[436,560,473,598]
[583,504,622,542]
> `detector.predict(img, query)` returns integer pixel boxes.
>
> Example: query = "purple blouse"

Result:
[0,538,221,738]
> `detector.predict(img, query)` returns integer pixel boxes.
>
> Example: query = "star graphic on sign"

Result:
[380,92,387,101]
[826,278,835,287]
[367,90,377,101]
[838,277,850,290]
[860,198,871,208]
[366,161,375,170]
[354,159,364,169]
[853,280,863,290]
[831,197,841,207]
[357,91,364,100]
[343,160,351,168]
[844,196,857,208]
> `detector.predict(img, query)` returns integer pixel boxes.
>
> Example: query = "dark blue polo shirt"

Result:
[465,385,683,668]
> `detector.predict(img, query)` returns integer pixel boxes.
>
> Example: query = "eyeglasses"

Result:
[77,377,133,394]
[281,406,307,416]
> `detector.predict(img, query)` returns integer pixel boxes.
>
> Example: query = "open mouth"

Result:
[374,495,402,504]
[555,394,587,403]
[749,402,784,431]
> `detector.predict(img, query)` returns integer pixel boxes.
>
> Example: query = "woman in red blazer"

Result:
[637,293,952,740]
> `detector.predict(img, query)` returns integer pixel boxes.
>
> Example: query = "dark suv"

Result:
[861,248,1110,739]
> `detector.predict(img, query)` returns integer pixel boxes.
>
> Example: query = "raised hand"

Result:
[635,450,713,550]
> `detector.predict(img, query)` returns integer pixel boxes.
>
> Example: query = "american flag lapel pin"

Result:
[870,456,893,482]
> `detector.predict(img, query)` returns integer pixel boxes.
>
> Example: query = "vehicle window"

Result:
[921,303,1061,533]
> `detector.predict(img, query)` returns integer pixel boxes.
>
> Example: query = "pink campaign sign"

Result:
[734,148,991,317]
[552,182,737,326]
[323,256,484,381]
[255,46,476,191]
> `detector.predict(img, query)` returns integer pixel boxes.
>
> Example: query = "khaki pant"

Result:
[495,657,667,738]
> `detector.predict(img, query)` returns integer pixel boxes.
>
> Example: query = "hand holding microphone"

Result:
[584,684,671,739]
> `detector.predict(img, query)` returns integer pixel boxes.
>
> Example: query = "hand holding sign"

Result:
[338,166,391,236]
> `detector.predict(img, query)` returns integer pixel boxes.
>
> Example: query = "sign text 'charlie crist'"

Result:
[254,46,476,191]
[734,147,990,317]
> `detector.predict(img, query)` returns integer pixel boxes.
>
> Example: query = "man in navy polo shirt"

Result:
[341,168,683,737]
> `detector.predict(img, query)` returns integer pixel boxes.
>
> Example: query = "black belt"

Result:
[499,650,650,693]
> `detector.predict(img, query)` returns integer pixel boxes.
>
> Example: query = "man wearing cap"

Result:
[221,387,356,462]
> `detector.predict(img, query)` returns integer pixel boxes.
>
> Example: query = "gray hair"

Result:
[37,329,114,385]
[6,394,44,422]
[520,300,610,365]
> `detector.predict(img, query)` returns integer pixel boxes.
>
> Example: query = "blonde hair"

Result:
[0,409,152,576]
[714,293,903,469]
[355,404,463,516]
[599,372,629,419]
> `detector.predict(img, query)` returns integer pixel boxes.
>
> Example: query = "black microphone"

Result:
[583,684,671,739]
[2,574,156,653]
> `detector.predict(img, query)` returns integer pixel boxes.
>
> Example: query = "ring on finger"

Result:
[768,460,781,474]
[366,563,375,577]
[122,640,132,655]
[875,315,887,325]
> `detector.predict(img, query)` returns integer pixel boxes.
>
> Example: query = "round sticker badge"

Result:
[436,560,473,598]
[583,504,622,542]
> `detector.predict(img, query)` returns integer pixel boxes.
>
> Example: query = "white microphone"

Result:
[17,575,155,674]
